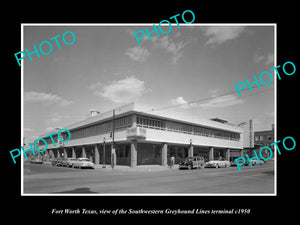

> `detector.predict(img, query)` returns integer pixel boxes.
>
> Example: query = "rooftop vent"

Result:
[210,118,228,124]
[90,110,100,117]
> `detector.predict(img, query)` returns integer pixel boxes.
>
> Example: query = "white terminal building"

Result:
[38,103,244,167]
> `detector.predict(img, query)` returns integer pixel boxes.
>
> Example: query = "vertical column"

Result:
[225,148,230,161]
[49,149,55,159]
[161,143,168,167]
[188,145,194,157]
[111,145,116,166]
[82,146,86,158]
[95,144,100,165]
[130,140,137,167]
[209,147,214,161]
[103,142,106,167]
[63,148,68,159]
[57,149,61,158]
[240,149,245,157]
[132,114,137,127]
[72,147,76,158]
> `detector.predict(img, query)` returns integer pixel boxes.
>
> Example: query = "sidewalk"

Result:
[94,164,179,172]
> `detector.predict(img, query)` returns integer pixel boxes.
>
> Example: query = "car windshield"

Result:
[80,158,90,161]
[184,157,193,162]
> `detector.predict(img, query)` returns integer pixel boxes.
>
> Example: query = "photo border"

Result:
[21,23,277,197]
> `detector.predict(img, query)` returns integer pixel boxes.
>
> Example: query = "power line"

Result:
[144,86,274,113]
[161,88,274,133]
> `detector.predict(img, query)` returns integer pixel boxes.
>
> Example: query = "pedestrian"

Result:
[170,156,175,169]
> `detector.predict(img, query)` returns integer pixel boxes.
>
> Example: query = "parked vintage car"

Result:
[30,157,43,164]
[51,159,57,166]
[52,158,63,167]
[72,158,95,169]
[179,156,205,170]
[230,158,246,167]
[230,158,263,167]
[205,160,230,168]
[62,158,77,167]
[250,159,263,166]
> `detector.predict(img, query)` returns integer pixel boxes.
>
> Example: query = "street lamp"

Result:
[189,139,193,158]
[102,137,106,168]
[111,109,116,169]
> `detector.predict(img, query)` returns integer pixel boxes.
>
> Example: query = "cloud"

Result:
[124,27,156,44]
[125,46,150,62]
[254,52,274,66]
[124,27,190,64]
[155,36,189,64]
[88,82,103,96]
[254,54,265,64]
[201,26,246,46]
[265,53,274,65]
[46,112,70,124]
[174,32,181,38]
[171,96,190,109]
[24,91,73,106]
[89,76,147,103]
[170,96,198,109]
[53,56,65,63]
[264,111,274,117]
[124,28,136,37]
[24,127,33,132]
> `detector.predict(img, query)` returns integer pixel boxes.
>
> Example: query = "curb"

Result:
[93,165,179,172]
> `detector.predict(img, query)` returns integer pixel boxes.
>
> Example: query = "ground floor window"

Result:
[168,146,188,164]
[116,144,131,166]
[137,143,161,165]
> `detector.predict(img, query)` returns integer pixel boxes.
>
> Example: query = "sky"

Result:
[23,24,275,142]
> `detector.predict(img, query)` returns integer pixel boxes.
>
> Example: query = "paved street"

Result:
[23,163,274,194]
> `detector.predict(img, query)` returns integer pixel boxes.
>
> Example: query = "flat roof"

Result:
[254,129,274,134]
[40,102,242,137]
[133,103,242,133]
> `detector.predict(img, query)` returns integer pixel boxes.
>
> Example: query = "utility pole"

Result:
[112,109,115,149]
[111,109,116,168]
[102,137,106,168]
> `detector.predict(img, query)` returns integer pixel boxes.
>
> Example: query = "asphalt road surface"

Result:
[23,163,274,194]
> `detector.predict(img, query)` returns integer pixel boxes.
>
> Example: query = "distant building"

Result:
[254,124,275,148]
[254,124,275,159]
[237,120,255,157]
